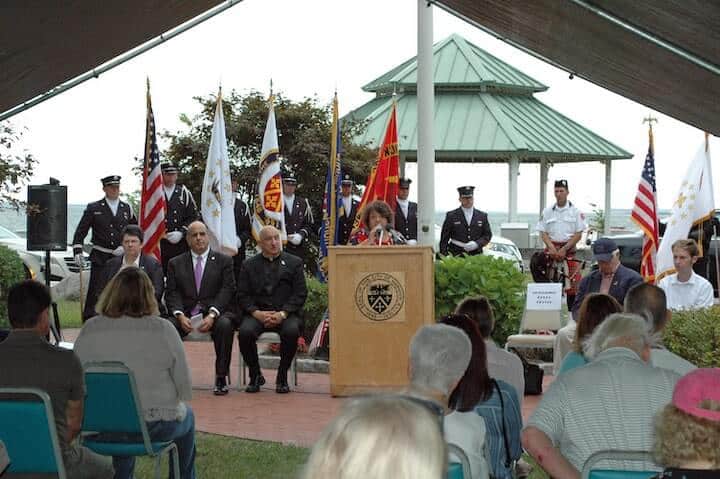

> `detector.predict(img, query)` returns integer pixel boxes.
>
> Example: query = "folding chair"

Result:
[581,450,659,479]
[81,361,180,479]
[237,332,298,390]
[505,283,563,357]
[0,387,66,478]
[447,443,471,479]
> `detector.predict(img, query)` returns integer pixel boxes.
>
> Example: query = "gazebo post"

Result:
[604,159,612,235]
[508,156,519,222]
[540,159,549,216]
[416,0,435,246]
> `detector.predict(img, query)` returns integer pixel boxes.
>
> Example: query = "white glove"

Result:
[74,253,85,268]
[464,241,479,252]
[112,246,124,256]
[406,239,418,246]
[236,236,244,248]
[288,233,303,245]
[166,231,183,244]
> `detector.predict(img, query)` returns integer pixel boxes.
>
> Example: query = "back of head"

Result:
[585,312,653,359]
[302,395,446,479]
[455,296,494,339]
[409,324,472,396]
[575,293,623,353]
[624,282,668,332]
[95,266,159,318]
[7,280,51,329]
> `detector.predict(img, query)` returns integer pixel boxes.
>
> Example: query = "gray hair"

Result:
[584,312,654,359]
[409,324,472,395]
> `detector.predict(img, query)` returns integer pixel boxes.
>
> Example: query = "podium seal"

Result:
[354,272,405,321]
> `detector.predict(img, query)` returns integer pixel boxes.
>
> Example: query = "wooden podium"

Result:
[328,246,435,396]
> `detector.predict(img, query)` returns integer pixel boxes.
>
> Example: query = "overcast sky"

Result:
[9,0,718,217]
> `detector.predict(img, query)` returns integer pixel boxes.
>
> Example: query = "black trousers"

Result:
[168,313,236,378]
[82,254,111,321]
[237,314,301,378]
[160,238,189,274]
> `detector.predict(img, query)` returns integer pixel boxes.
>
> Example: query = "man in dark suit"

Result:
[395,177,418,245]
[73,175,137,320]
[233,190,252,283]
[237,225,307,394]
[99,225,164,310]
[159,163,199,273]
[282,174,314,264]
[439,185,492,256]
[338,174,360,245]
[165,221,236,395]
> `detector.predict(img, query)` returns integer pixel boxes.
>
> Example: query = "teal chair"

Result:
[0,387,66,478]
[581,450,659,479]
[448,443,471,479]
[81,362,180,479]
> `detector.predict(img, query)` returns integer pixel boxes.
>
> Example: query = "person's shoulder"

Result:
[445,208,460,218]
[85,198,105,209]
[141,253,161,268]
[540,205,554,217]
[619,264,642,279]
[209,249,232,262]
[105,255,122,267]
[281,252,303,267]
[658,274,672,287]
[168,251,191,267]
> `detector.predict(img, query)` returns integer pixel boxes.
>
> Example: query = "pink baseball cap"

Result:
[672,368,720,421]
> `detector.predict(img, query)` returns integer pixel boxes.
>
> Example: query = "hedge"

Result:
[0,245,27,328]
[663,306,720,367]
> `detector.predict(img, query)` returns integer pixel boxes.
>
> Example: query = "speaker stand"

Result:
[44,251,63,344]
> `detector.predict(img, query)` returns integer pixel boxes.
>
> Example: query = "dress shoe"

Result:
[275,376,290,394]
[213,376,229,396]
[245,375,265,393]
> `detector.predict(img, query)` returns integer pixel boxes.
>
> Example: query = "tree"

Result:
[0,122,37,209]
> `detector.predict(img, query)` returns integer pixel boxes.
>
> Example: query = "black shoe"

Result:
[213,376,229,396]
[245,374,265,393]
[275,376,290,394]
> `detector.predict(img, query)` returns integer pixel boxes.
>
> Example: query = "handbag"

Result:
[509,348,544,395]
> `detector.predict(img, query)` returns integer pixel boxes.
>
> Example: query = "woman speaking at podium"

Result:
[350,200,407,246]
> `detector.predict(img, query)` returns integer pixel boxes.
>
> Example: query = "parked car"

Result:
[0,225,89,282]
[434,225,523,270]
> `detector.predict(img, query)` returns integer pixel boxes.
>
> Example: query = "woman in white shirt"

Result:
[74,266,196,479]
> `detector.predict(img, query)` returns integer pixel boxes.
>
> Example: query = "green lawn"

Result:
[54,299,83,329]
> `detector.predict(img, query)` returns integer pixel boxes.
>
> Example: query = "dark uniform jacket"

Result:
[284,195,314,260]
[233,197,252,281]
[395,201,418,241]
[165,249,235,317]
[338,197,360,245]
[237,252,308,325]
[161,185,199,271]
[572,264,643,315]
[72,198,137,263]
[439,207,492,256]
[101,254,165,308]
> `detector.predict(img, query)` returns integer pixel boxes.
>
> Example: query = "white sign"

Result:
[526,283,562,311]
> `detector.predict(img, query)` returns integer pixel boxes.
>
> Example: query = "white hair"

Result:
[409,324,472,395]
[301,395,447,479]
[584,312,654,359]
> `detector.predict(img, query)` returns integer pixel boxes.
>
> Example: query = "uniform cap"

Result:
[161,163,179,174]
[341,174,354,185]
[554,179,569,189]
[399,177,412,188]
[457,185,475,197]
[101,175,121,186]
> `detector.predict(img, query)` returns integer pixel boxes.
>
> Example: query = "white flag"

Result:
[201,89,237,256]
[656,141,715,279]
[251,97,287,242]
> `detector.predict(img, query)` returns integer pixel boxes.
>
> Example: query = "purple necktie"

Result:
[194,255,204,294]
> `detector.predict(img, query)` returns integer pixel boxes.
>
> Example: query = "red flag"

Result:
[140,80,166,261]
[630,125,659,282]
[350,102,400,237]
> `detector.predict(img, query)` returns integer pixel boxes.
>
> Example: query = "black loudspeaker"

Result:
[27,185,68,251]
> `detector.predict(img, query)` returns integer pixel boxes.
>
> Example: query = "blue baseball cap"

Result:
[592,237,618,262]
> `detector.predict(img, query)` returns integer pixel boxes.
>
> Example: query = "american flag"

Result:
[140,79,166,261]
[630,126,659,282]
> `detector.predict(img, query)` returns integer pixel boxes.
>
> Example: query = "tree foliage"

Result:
[162,90,376,219]
[0,122,37,209]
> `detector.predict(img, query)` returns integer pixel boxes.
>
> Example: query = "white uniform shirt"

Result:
[284,194,295,214]
[658,271,714,310]
[536,203,586,242]
[397,198,409,218]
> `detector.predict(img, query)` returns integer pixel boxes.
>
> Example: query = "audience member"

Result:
[74,267,195,479]
[237,225,307,394]
[441,314,522,479]
[0,280,113,478]
[658,239,714,310]
[653,368,720,478]
[407,324,490,479]
[523,313,680,478]
[301,395,447,479]
[165,220,236,395]
[455,296,524,405]
[557,293,622,375]
[554,238,643,372]
[624,282,697,376]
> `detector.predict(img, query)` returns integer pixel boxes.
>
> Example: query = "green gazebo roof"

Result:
[345,34,632,163]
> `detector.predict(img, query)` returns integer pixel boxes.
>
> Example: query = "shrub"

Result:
[0,245,26,328]
[303,275,328,344]
[435,254,526,345]
[663,307,720,367]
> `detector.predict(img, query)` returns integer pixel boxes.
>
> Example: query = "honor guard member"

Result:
[282,173,314,263]
[160,163,199,273]
[395,177,418,245]
[232,179,252,282]
[338,174,360,245]
[439,185,492,256]
[536,179,586,310]
[73,175,137,320]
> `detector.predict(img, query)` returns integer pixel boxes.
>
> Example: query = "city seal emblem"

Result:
[354,272,404,321]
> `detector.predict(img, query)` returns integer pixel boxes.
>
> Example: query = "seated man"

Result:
[237,225,307,394]
[658,239,714,310]
[0,280,113,478]
[99,225,164,310]
[165,221,236,395]
[523,313,679,478]
[624,282,697,376]
[408,324,490,479]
